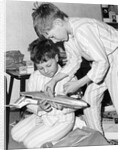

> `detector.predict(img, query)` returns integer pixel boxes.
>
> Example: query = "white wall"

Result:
[6,1,37,61]
[54,2,102,19]
[6,1,102,103]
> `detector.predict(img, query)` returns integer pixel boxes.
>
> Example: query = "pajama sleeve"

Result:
[26,73,39,114]
[60,37,82,79]
[27,73,36,92]
[75,25,110,84]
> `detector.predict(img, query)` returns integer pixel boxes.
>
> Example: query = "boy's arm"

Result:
[64,75,91,95]
[44,72,68,95]
[76,26,110,84]
[26,73,39,114]
[60,38,82,78]
[44,38,82,97]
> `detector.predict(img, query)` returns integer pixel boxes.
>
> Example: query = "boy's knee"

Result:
[24,136,44,149]
[11,127,18,142]
[23,138,36,149]
[11,126,24,142]
[23,141,32,149]
[11,127,15,139]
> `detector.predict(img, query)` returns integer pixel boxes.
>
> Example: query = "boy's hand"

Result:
[44,79,56,97]
[51,102,63,110]
[63,75,91,95]
[63,80,81,95]
[38,100,52,112]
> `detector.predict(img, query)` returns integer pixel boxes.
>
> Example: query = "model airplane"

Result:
[7,91,88,110]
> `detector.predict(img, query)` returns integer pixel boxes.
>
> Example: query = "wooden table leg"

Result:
[20,79,27,118]
[8,76,14,104]
[20,79,26,92]
[5,76,9,150]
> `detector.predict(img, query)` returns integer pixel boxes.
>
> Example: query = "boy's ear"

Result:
[53,18,63,27]
[55,54,59,62]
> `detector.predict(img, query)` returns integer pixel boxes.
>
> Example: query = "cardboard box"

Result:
[19,66,27,74]
[26,67,34,74]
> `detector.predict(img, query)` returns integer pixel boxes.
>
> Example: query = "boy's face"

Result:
[36,55,58,78]
[43,19,68,43]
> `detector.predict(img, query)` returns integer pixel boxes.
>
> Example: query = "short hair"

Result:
[28,38,59,64]
[32,2,68,38]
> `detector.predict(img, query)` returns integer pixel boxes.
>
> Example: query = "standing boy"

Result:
[32,2,118,134]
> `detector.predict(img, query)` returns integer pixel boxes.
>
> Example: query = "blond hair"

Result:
[32,2,68,37]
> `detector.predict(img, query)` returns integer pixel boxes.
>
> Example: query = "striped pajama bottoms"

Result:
[11,112,75,148]
[83,49,118,135]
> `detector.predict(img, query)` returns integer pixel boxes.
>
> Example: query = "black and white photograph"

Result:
[1,0,120,149]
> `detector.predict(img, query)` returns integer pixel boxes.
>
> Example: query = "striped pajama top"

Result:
[60,18,118,84]
[27,65,75,126]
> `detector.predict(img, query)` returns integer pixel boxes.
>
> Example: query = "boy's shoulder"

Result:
[69,17,98,34]
[70,17,97,28]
